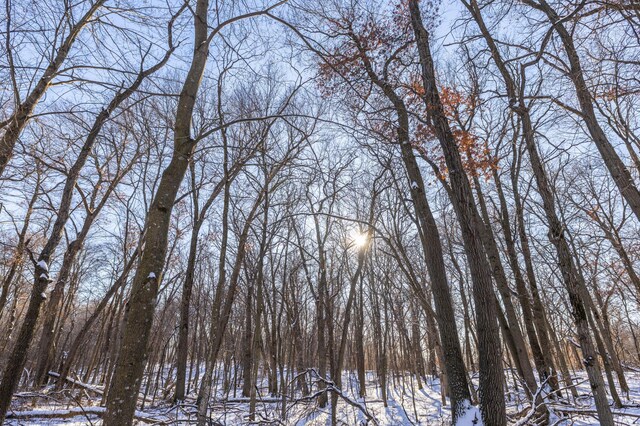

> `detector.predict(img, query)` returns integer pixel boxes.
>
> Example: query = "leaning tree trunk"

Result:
[408,2,506,424]
[34,167,132,387]
[103,1,209,423]
[464,0,613,421]
[521,107,614,424]
[32,239,84,386]
[473,180,539,399]
[532,0,640,222]
[351,27,472,420]
[0,0,106,177]
[491,171,555,387]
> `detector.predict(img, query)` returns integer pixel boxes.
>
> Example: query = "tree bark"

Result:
[492,170,555,389]
[463,1,614,421]
[408,2,506,423]
[103,1,209,423]
[473,179,539,399]
[349,26,473,421]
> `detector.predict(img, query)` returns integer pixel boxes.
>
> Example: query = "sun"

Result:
[350,230,368,249]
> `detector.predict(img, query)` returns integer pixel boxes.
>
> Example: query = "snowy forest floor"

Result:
[5,370,640,425]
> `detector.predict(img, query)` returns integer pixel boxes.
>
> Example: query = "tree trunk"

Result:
[533,0,640,222]
[103,2,209,423]
[351,24,473,419]
[408,2,506,423]
[356,274,366,397]
[473,179,539,399]
[464,1,614,421]
[492,170,556,389]
[174,221,201,402]
[241,278,254,398]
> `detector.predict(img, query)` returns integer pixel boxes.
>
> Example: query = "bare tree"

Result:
[0,0,106,177]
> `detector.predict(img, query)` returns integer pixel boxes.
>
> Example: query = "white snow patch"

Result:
[37,260,48,271]
[456,400,483,425]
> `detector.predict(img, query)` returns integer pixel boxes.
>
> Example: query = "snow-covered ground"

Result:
[6,370,640,425]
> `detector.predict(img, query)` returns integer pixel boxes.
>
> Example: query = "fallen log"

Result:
[48,371,155,404]
[5,406,167,424]
[47,371,104,395]
[550,405,640,419]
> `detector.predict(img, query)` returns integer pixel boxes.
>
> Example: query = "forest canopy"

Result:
[0,0,639,425]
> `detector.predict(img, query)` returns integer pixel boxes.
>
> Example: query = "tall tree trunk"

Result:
[33,239,83,386]
[103,1,208,422]
[241,278,254,398]
[408,2,506,423]
[356,274,366,397]
[349,24,473,420]
[473,179,539,399]
[492,170,556,389]
[312,214,329,408]
[248,185,270,406]
[530,0,640,222]
[511,160,564,393]
[463,1,614,421]
[520,96,614,424]
[173,215,204,402]
[248,273,264,421]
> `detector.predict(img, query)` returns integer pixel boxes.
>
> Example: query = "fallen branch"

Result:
[221,397,284,404]
[5,406,167,424]
[621,363,640,373]
[47,371,104,396]
[287,368,380,426]
[48,371,155,404]
[549,405,640,419]
[513,376,551,426]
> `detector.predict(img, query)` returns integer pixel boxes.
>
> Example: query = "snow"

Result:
[39,273,48,279]
[37,260,48,271]
[456,400,482,425]
[6,370,640,425]
[41,292,47,299]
